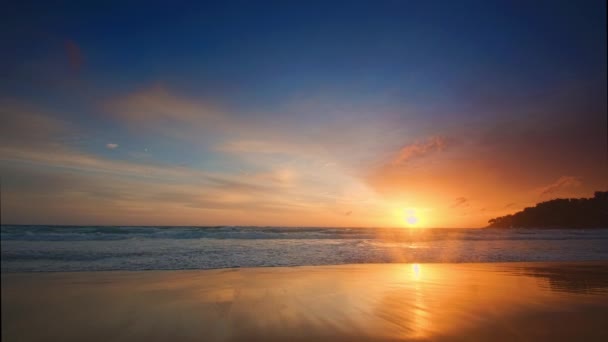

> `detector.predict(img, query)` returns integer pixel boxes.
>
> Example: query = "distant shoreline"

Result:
[487,191,608,229]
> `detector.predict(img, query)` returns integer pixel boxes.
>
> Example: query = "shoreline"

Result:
[3,259,608,275]
[3,259,608,274]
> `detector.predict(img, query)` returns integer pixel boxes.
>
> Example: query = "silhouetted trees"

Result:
[487,191,608,228]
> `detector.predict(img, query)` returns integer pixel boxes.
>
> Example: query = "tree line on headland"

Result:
[487,191,608,228]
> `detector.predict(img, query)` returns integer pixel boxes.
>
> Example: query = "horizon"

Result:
[0,223,499,228]
[0,223,477,229]
[2,191,606,229]
[1,1,607,228]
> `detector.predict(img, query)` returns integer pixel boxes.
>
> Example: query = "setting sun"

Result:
[403,208,424,228]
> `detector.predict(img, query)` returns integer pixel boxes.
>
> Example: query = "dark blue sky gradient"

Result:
[1,0,606,226]
[3,0,605,107]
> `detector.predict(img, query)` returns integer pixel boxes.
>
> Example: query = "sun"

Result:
[403,208,423,228]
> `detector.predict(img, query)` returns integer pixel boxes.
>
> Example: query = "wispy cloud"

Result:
[450,197,469,208]
[218,139,315,156]
[537,176,582,197]
[0,163,314,225]
[392,136,447,165]
[106,86,406,173]
[1,99,371,225]
[105,85,232,139]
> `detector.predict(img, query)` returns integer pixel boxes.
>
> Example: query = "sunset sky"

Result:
[1,0,606,227]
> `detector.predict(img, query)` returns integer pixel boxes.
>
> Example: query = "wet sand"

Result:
[2,262,608,341]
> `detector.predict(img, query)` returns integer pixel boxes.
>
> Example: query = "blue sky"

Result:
[1,0,606,227]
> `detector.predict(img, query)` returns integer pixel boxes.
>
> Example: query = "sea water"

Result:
[2,226,608,272]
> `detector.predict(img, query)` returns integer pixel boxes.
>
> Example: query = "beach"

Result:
[3,262,608,342]
[3,0,607,340]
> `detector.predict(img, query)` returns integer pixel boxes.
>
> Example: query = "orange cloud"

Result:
[392,136,447,165]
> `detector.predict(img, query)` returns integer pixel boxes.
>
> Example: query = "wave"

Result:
[3,226,608,272]
[2,225,608,242]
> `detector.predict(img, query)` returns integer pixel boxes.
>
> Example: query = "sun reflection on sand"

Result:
[412,263,422,280]
[409,263,431,339]
[3,263,608,341]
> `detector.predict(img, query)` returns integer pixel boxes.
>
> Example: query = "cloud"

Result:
[364,134,456,198]
[392,136,447,165]
[0,107,339,221]
[105,85,229,137]
[2,98,377,226]
[0,142,283,195]
[450,197,469,208]
[0,163,311,225]
[106,86,406,173]
[537,176,582,197]
[0,105,281,195]
[1,140,338,223]
[107,86,331,154]
[219,140,315,156]
[249,167,298,185]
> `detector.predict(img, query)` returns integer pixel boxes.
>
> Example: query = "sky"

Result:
[1,0,606,228]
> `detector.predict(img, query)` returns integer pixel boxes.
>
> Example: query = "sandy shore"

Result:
[2,262,608,341]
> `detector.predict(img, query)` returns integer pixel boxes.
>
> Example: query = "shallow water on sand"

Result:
[2,262,608,341]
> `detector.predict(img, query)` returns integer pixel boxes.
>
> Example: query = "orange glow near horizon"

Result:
[1,90,605,228]
[402,208,424,228]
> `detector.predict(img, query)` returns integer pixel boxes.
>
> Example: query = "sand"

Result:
[2,262,608,341]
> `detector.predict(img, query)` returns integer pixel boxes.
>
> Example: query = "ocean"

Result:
[2,225,608,272]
